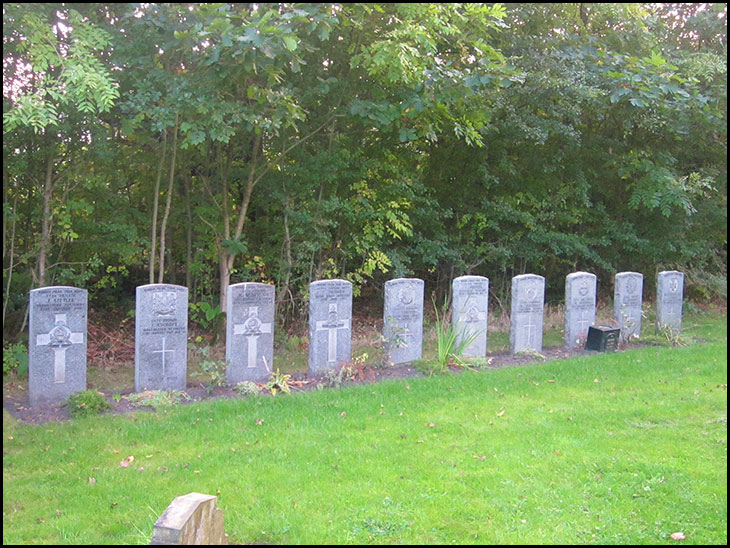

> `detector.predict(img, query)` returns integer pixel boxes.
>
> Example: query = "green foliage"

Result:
[66,390,113,419]
[430,296,482,374]
[1,2,726,334]
[3,6,119,132]
[189,301,224,330]
[189,343,228,393]
[3,342,28,376]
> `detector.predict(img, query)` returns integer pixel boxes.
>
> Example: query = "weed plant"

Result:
[66,390,113,419]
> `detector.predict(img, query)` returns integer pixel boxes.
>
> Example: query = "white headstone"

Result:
[226,283,275,383]
[135,284,188,392]
[28,286,88,405]
[510,274,545,354]
[564,272,597,348]
[452,275,489,357]
[656,270,684,334]
[614,272,643,341]
[384,278,424,364]
[308,280,352,375]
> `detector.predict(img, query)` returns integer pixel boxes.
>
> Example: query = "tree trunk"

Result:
[219,132,262,312]
[149,129,168,284]
[3,192,18,326]
[38,153,55,287]
[276,202,293,318]
[158,115,179,284]
[184,170,193,291]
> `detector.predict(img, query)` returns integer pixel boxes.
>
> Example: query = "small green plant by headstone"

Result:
[654,324,692,347]
[189,343,228,393]
[3,341,28,376]
[430,295,481,375]
[318,365,351,389]
[66,390,113,418]
[515,349,547,361]
[126,390,190,411]
[234,381,262,397]
[264,368,291,396]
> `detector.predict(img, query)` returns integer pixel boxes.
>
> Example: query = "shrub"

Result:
[67,390,113,418]
[3,341,28,375]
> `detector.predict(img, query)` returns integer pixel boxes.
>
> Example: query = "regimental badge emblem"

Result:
[579,280,589,297]
[669,277,679,293]
[152,291,176,316]
[627,277,638,294]
[399,287,415,305]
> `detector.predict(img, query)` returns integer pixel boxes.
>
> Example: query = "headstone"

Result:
[28,286,88,406]
[135,284,188,392]
[308,279,352,375]
[614,272,643,341]
[564,271,597,348]
[151,493,228,545]
[656,270,684,334]
[452,275,489,357]
[384,278,424,364]
[226,282,275,383]
[509,274,545,354]
[585,325,621,352]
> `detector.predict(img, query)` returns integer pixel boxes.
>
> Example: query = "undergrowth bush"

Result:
[66,390,113,418]
[3,341,28,376]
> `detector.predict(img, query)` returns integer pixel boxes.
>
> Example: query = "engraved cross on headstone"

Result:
[36,314,84,384]
[316,303,350,364]
[665,307,679,325]
[523,318,536,347]
[152,336,176,381]
[577,308,592,333]
[233,307,272,369]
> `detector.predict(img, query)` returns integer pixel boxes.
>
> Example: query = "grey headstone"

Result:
[614,272,643,341]
[151,492,228,545]
[135,284,188,392]
[226,283,275,383]
[656,270,684,334]
[509,274,545,354]
[564,272,597,348]
[28,286,88,406]
[452,275,489,357]
[384,278,424,364]
[308,279,352,375]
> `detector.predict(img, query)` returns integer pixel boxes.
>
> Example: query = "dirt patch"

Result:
[3,344,616,425]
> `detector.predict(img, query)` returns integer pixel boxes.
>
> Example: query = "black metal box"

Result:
[585,325,621,352]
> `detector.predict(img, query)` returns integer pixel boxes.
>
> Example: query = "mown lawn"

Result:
[3,310,726,545]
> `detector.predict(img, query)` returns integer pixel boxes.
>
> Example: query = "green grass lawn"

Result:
[3,310,727,545]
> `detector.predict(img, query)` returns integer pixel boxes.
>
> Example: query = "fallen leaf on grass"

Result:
[496,409,505,417]
[88,477,96,485]
[119,455,134,468]
[670,532,685,540]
